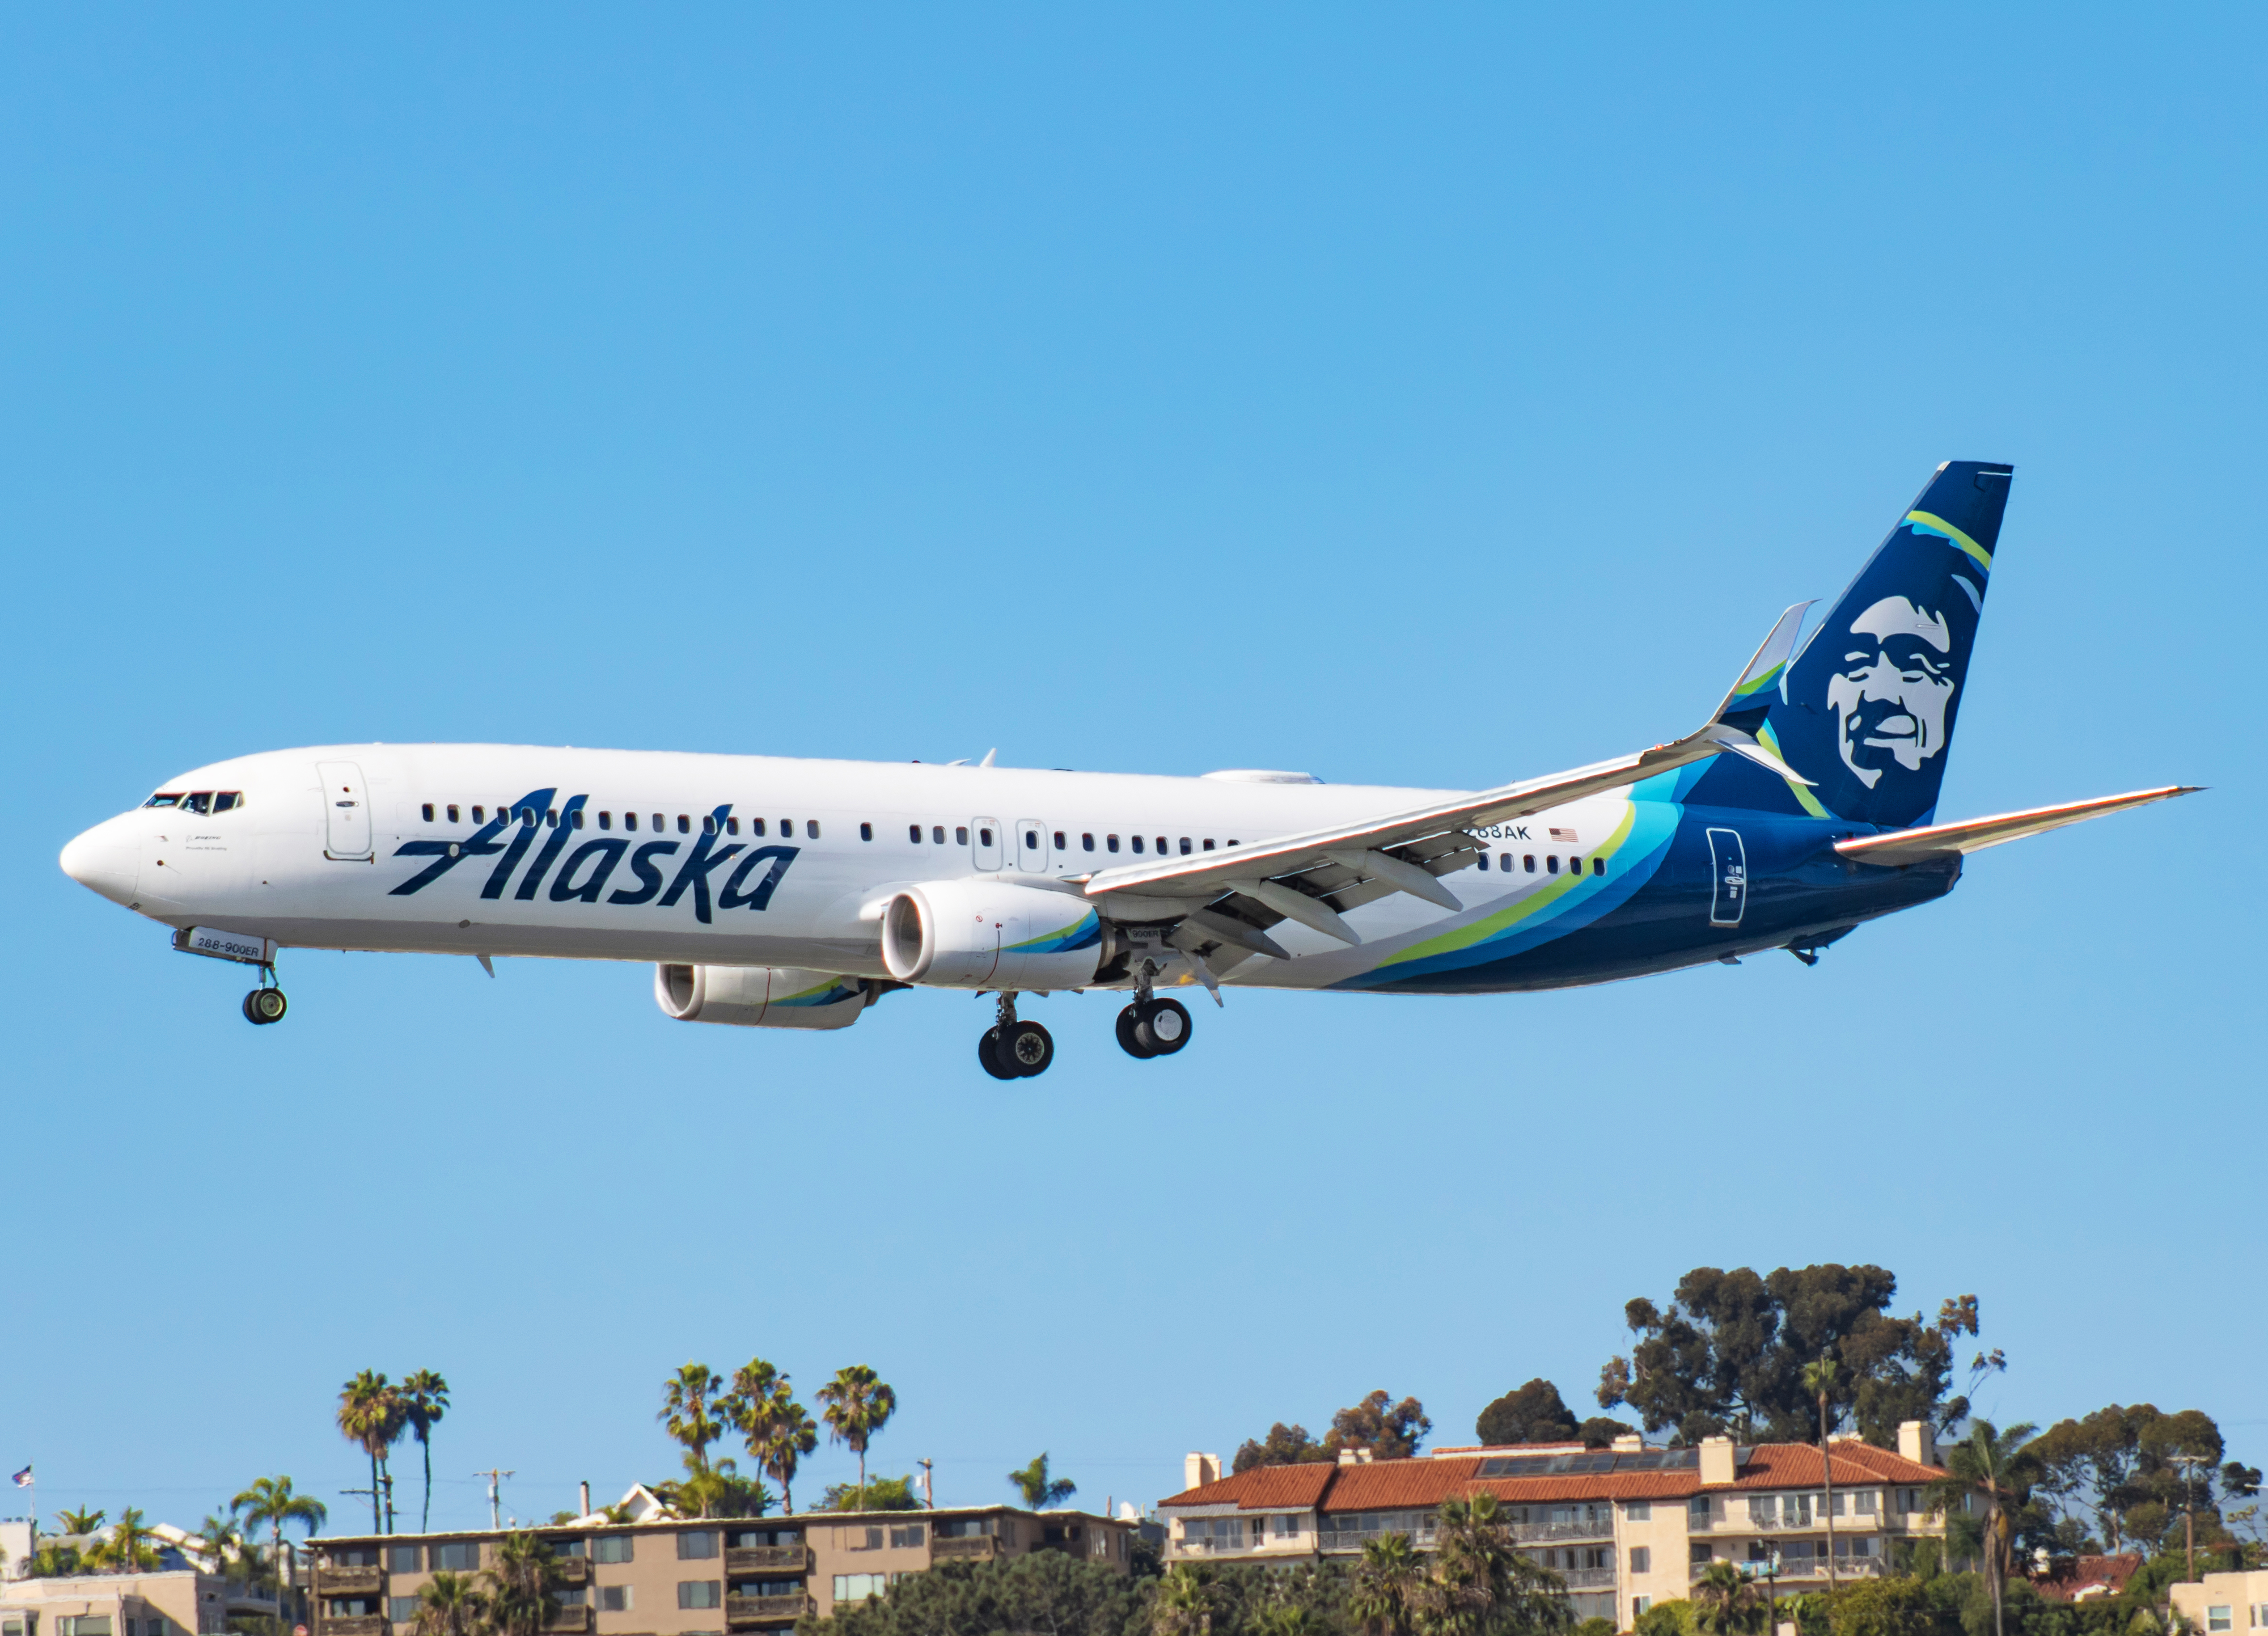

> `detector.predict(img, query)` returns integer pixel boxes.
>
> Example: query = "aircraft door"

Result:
[1016,818,1047,873]
[1705,827,1747,927]
[971,816,1004,871]
[318,760,374,860]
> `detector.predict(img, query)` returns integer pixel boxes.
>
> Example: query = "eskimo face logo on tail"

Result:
[1827,595,1960,789]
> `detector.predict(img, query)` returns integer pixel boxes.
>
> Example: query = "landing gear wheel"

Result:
[978,1026,1019,1080]
[1135,997,1190,1055]
[243,987,288,1025]
[999,1020,1053,1077]
[1116,1004,1158,1059]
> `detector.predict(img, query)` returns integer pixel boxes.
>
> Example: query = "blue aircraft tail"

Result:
[1687,459,2014,829]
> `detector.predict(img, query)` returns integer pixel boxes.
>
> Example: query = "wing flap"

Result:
[1832,786,2200,866]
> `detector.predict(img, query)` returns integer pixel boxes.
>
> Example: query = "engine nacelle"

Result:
[654,964,870,1029]
[881,879,1104,990]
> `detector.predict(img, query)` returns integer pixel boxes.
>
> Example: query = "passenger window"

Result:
[447,805,460,824]
[1179,838,1192,855]
[1228,839,1238,847]
[957,826,969,846]
[422,804,435,822]
[1500,853,1513,872]
[652,814,663,831]
[1203,839,1215,851]
[703,815,716,835]
[807,821,820,839]
[1025,830,1038,849]
[624,811,637,831]
[725,817,739,836]
[1106,835,1119,852]
[572,809,585,829]
[978,827,993,847]
[1547,855,1560,874]
[1592,857,1606,876]
[1156,837,1167,855]
[752,818,766,836]
[1524,855,1536,873]
[598,811,611,830]
[1053,831,1067,850]
[932,826,945,844]
[472,806,485,823]
[519,806,536,827]
[1131,836,1144,854]
[1082,834,1095,851]
[909,825,922,843]
[1474,853,1488,870]
[778,819,790,837]
[546,808,558,827]
[677,815,690,834]
[860,823,873,842]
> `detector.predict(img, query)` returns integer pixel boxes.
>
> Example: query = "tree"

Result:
[758,1394,820,1515]
[1353,1533,1425,1636]
[1154,1563,1216,1636]
[92,1508,162,1574]
[1597,1267,2002,1446]
[1417,1494,1570,1636]
[816,1476,920,1512]
[1802,1357,1843,1586]
[1476,1382,1580,1448]
[818,1365,898,1510]
[1820,1578,1947,1636]
[1335,1393,1431,1463]
[486,1532,565,1636]
[2029,1406,2257,1559]
[338,1371,405,1533]
[658,1461,775,1519]
[411,1571,489,1636]
[400,1371,451,1535]
[659,1363,726,1488]
[719,1360,819,1516]
[1235,1425,1331,1474]
[1009,1455,1078,1510]
[192,1514,247,1579]
[1922,1421,2038,1636]
[814,1553,1146,1636]
[1691,1563,1769,1636]
[54,1507,107,1536]
[232,1476,328,1584]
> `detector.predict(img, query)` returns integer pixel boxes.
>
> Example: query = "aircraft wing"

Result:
[1082,605,1814,937]
[1831,786,2200,867]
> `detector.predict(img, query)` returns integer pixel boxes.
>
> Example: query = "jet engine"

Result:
[654,963,872,1029]
[880,879,1104,989]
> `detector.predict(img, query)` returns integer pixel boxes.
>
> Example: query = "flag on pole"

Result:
[9,1465,29,1487]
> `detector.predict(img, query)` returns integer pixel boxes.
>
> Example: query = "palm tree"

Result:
[1154,1563,1215,1636]
[756,1392,818,1516]
[192,1514,246,1580]
[659,1363,725,1483]
[1691,1562,1770,1636]
[1421,1494,1569,1636]
[412,1571,489,1636]
[54,1507,107,1536]
[486,1532,565,1636]
[816,1366,896,1510]
[1006,1455,1076,1510]
[338,1371,403,1533]
[1801,1357,1841,1587]
[95,1508,162,1574]
[1923,1420,2040,1636]
[400,1371,452,1534]
[231,1476,327,1588]
[1352,1533,1425,1636]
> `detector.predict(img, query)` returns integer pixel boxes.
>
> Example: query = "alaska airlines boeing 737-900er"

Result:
[60,461,2195,1077]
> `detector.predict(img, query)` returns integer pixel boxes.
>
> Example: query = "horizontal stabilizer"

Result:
[1833,786,2201,867]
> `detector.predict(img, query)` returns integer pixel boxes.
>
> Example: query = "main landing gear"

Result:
[242,975,288,1025]
[1115,963,1191,1059]
[978,992,1054,1080]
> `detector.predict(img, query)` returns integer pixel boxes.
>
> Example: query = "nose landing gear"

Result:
[978,993,1054,1079]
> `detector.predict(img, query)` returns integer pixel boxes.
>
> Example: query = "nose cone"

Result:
[61,815,140,908]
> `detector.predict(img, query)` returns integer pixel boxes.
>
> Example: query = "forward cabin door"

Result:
[317,760,374,860]
[1705,826,1747,927]
[1016,819,1048,873]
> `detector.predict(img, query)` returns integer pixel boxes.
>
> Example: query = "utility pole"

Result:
[475,1470,515,1531]
[2172,1455,2209,1581]
[917,1461,934,1510]
[381,1471,396,1536]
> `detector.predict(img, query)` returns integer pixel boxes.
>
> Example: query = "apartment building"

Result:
[0,1567,280,1636]
[2169,1570,2268,1636]
[1157,1422,1954,1630]
[308,1503,1132,1636]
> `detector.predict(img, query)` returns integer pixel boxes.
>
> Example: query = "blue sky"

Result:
[5,6,2264,1537]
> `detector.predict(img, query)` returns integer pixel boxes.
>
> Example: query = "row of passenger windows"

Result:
[904,825,1240,855]
[1476,851,1606,877]
[420,802,828,840]
[144,790,246,813]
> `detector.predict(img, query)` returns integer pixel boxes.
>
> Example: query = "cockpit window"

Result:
[145,793,183,808]
[182,792,213,814]
[214,792,243,813]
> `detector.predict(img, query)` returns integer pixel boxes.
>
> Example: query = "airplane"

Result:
[60,460,2195,1078]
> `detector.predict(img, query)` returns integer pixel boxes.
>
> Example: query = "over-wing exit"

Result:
[59,462,2195,1077]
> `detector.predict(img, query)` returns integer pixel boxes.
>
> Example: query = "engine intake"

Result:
[655,964,871,1029]
[880,880,1104,990]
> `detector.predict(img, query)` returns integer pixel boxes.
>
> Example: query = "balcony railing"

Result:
[726,1593,810,1627]
[1558,1570,1617,1591]
[1694,1557,1886,1583]
[323,1618,386,1636]
[726,1546,809,1574]
[556,1558,590,1586]
[1508,1521,1614,1544]
[1317,1528,1437,1553]
[1173,1536,1260,1556]
[932,1536,1004,1563]
[316,1567,385,1596]
[541,1609,592,1634]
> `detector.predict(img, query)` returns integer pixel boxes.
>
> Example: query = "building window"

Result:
[1689,1497,1712,1521]
[1626,1502,1651,1522]
[678,1582,722,1610]
[1630,1546,1651,1573]
[1691,1544,1713,1565]
[1855,1491,1878,1514]
[554,1591,587,1609]
[1634,1601,1652,1622]
[834,1575,891,1604]
[596,1588,632,1612]
[934,1519,993,1538]
[679,1531,719,1560]
[431,1542,481,1571]
[388,1599,420,1623]
[2210,1611,2232,1634]
[594,1536,634,1565]
[388,1544,422,1571]
[59,1621,115,1636]
[1271,1514,1299,1538]
[888,1524,926,1548]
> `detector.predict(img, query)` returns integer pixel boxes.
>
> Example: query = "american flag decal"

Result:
[1549,827,1578,843]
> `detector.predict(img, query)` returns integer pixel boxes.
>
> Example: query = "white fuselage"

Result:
[60,742,1631,990]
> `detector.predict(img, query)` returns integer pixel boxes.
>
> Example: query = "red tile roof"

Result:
[1157,1440,1944,1512]
[2031,1555,2143,1603]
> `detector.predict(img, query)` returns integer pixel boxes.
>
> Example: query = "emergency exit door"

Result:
[1017,819,1048,873]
